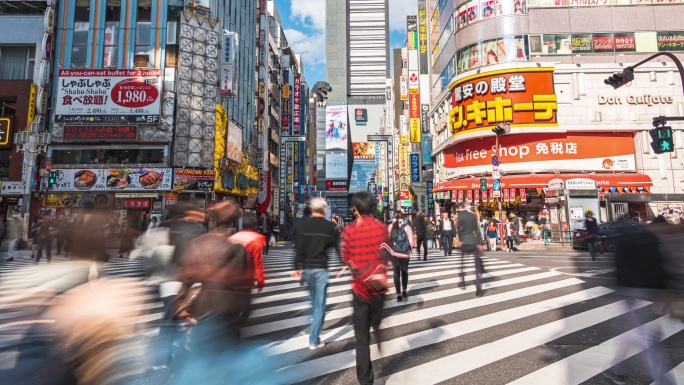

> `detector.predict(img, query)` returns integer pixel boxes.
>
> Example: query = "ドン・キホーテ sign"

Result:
[449,68,557,134]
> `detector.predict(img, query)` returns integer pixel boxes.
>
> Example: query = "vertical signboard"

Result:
[398,145,410,189]
[221,32,238,96]
[426,180,434,213]
[400,75,408,101]
[410,152,421,183]
[420,104,429,134]
[406,16,417,50]
[385,79,393,132]
[409,93,420,143]
[325,105,349,181]
[293,75,301,135]
[299,140,306,187]
[399,115,408,144]
[418,0,428,74]
[421,134,432,164]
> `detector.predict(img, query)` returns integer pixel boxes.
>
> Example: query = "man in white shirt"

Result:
[439,212,456,256]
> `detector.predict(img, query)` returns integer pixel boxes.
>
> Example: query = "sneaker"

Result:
[309,342,325,350]
[402,290,407,299]
[6,256,14,262]
[602,370,626,385]
[397,295,403,302]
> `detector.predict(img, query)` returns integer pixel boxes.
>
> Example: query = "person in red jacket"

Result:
[230,212,266,325]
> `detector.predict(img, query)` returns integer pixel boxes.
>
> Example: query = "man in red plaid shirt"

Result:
[340,191,389,385]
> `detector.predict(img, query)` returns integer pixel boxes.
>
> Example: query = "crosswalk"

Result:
[1,246,684,384]
[251,247,684,384]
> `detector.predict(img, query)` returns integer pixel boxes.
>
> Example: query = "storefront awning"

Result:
[433,173,653,192]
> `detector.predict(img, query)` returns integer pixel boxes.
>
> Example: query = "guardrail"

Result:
[543,229,572,246]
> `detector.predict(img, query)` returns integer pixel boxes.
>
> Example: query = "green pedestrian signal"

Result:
[480,178,487,191]
[650,126,674,154]
[48,171,57,186]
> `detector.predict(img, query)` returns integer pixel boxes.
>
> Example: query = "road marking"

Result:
[550,268,616,277]
[376,299,649,385]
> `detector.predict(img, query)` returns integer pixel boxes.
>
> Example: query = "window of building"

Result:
[72,1,90,68]
[103,0,121,68]
[51,148,165,165]
[0,150,10,177]
[0,47,34,80]
[135,0,152,68]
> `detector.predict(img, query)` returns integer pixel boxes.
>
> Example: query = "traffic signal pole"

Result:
[496,133,503,248]
[605,52,684,95]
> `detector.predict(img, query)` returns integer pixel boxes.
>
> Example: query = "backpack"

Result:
[392,224,410,253]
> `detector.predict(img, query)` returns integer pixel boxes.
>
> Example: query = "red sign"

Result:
[592,35,614,51]
[123,198,150,209]
[164,192,178,206]
[457,190,464,201]
[474,189,480,202]
[503,188,510,202]
[520,188,527,201]
[257,171,271,213]
[63,125,137,140]
[466,190,473,202]
[488,190,493,201]
[399,190,410,200]
[614,34,636,51]
[46,161,53,172]
[409,94,420,119]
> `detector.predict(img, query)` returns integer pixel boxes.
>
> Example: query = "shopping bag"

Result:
[269,235,276,247]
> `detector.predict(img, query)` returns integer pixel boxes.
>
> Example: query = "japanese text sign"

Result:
[410,152,421,183]
[63,125,137,140]
[293,75,301,134]
[55,69,161,123]
[44,168,172,191]
[173,169,216,192]
[449,68,557,134]
[398,145,410,189]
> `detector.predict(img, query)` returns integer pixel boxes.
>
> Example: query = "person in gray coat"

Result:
[457,202,485,296]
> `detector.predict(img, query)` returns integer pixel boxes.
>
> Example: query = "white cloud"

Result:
[283,28,326,67]
[388,0,418,33]
[289,0,326,31]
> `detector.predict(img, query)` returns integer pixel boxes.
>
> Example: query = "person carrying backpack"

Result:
[387,212,415,302]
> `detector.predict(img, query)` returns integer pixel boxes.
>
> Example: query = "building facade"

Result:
[425,0,684,226]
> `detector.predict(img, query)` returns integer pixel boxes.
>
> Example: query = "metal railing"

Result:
[543,229,572,246]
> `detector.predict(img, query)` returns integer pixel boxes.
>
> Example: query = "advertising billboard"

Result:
[326,153,348,180]
[55,69,162,123]
[226,121,243,163]
[45,168,172,191]
[351,142,376,193]
[325,105,348,151]
[221,32,238,96]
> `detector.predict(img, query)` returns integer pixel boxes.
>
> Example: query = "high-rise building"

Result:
[323,0,390,220]
[426,0,684,226]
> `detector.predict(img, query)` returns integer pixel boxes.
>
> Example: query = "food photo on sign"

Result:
[173,169,216,192]
[48,168,171,191]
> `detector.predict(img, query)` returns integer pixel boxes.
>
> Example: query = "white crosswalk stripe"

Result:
[2,246,684,384]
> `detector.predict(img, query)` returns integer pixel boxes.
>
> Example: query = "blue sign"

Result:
[422,135,432,164]
[427,181,434,211]
[410,152,421,183]
[492,155,499,166]
[493,179,501,191]
[609,187,617,194]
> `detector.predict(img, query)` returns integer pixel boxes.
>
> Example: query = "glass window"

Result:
[72,5,90,68]
[457,4,468,29]
[52,148,165,165]
[543,34,572,54]
[103,21,120,68]
[0,47,31,79]
[467,0,479,24]
[482,0,496,18]
[530,35,543,54]
[0,150,10,177]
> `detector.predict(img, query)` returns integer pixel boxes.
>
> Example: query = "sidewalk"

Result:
[516,239,573,251]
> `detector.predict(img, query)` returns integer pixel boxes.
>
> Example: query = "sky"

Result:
[273,0,417,87]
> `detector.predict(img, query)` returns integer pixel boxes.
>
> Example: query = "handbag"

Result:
[348,260,388,295]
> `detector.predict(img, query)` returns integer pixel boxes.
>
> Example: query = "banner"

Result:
[325,105,348,151]
[221,32,238,95]
[400,75,408,101]
[55,69,162,123]
[410,152,421,183]
[46,168,172,191]
[418,0,428,74]
[293,75,301,134]
[326,153,348,180]
[173,169,216,192]
[422,134,432,164]
[398,145,410,189]
[257,170,271,212]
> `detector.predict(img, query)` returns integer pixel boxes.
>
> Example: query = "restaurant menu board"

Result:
[173,169,216,192]
[47,168,172,191]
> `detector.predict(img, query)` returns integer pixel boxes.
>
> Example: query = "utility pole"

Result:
[492,123,510,247]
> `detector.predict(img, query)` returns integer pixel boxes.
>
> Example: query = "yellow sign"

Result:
[258,81,265,97]
[449,68,558,135]
[282,85,290,99]
[400,133,407,144]
[398,145,410,189]
[408,31,417,50]
[27,84,37,130]
[410,118,421,143]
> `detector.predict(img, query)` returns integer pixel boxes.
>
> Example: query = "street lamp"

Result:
[492,123,510,246]
[14,121,51,232]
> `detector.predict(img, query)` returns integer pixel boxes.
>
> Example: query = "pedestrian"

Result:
[413,212,428,261]
[5,213,25,262]
[486,220,498,252]
[388,212,414,301]
[70,202,109,263]
[457,202,485,296]
[434,217,442,250]
[427,217,437,250]
[29,216,40,259]
[339,191,390,385]
[292,198,339,349]
[439,212,456,256]
[230,211,266,327]
[147,216,159,231]
[140,213,151,235]
[258,212,273,255]
[53,213,68,255]
[585,210,600,261]
[505,218,515,252]
[34,214,55,265]
[510,212,521,246]
[63,214,77,259]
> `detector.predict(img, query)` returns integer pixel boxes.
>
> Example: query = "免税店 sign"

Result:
[443,133,636,176]
[449,68,557,134]
[598,94,673,106]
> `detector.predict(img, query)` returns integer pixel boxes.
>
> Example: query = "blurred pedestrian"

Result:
[230,212,267,327]
[510,212,521,245]
[63,214,77,259]
[340,191,390,385]
[388,212,414,302]
[585,211,600,261]
[118,215,136,258]
[457,202,485,296]
[292,198,339,349]
[439,212,456,256]
[413,212,428,261]
[258,212,273,255]
[505,218,514,252]
[486,220,499,252]
[70,202,108,263]
[5,213,25,262]
[54,213,68,255]
[147,216,159,231]
[29,216,40,259]
[140,213,151,235]
[427,217,437,250]
[35,214,56,265]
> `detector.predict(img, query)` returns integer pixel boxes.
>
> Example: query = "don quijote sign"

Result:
[55,69,162,124]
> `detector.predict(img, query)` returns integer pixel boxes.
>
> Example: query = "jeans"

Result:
[352,293,385,385]
[416,237,427,259]
[588,240,598,260]
[441,231,454,256]
[391,256,409,293]
[514,230,521,245]
[35,239,51,263]
[304,269,328,346]
[8,238,20,257]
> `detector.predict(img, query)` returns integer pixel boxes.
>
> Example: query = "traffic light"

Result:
[604,68,634,89]
[650,126,674,154]
[48,171,57,186]
[480,178,487,191]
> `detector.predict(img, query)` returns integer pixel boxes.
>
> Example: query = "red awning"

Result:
[433,173,653,192]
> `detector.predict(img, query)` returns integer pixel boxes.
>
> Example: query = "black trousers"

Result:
[352,293,385,385]
[460,244,484,291]
[262,233,270,254]
[391,256,409,293]
[415,237,428,259]
[441,232,454,256]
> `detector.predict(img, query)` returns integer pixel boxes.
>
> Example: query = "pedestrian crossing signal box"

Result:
[480,178,487,191]
[650,126,674,154]
[48,171,57,186]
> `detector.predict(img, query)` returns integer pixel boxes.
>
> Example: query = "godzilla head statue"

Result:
[312,81,332,100]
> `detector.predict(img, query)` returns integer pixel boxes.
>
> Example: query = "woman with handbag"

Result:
[387,213,415,302]
[505,218,515,252]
